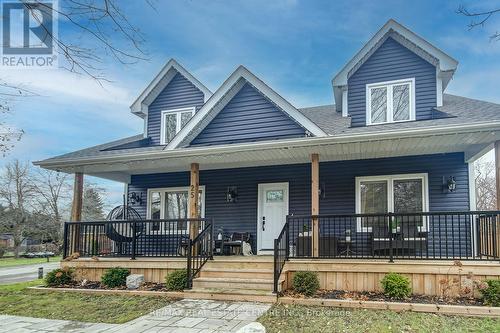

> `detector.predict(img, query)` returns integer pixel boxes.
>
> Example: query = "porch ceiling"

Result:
[39,124,500,182]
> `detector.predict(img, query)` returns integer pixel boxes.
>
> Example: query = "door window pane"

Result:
[164,113,177,144]
[394,179,423,230]
[392,84,410,121]
[370,87,387,124]
[266,190,284,202]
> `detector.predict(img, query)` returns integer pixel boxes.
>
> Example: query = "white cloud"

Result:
[2,68,133,106]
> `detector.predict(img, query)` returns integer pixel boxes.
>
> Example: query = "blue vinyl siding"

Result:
[147,72,205,145]
[128,153,469,254]
[348,37,437,127]
[190,82,306,146]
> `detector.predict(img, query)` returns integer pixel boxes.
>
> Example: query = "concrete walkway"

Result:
[0,261,60,285]
[0,299,271,333]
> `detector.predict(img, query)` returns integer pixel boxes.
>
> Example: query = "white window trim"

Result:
[355,173,429,232]
[160,107,196,145]
[366,78,416,126]
[146,186,206,234]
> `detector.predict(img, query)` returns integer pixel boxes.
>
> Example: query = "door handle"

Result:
[262,216,266,231]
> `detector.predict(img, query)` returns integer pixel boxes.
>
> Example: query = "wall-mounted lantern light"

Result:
[443,176,457,193]
[226,186,238,203]
[128,192,143,205]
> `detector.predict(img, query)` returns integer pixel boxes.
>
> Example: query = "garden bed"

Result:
[283,289,486,307]
[40,280,175,292]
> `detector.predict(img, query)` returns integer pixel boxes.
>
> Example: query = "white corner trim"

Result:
[159,106,196,145]
[436,68,443,107]
[165,65,327,149]
[365,77,416,126]
[342,88,348,117]
[332,19,458,89]
[130,59,212,116]
[355,173,429,232]
[468,162,477,211]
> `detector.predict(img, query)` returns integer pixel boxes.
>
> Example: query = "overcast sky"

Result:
[3,0,500,207]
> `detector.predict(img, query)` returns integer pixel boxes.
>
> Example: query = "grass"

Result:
[0,256,62,268]
[258,304,500,333]
[0,280,174,323]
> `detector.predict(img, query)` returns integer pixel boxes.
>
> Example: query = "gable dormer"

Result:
[332,19,458,127]
[166,66,326,149]
[130,59,212,145]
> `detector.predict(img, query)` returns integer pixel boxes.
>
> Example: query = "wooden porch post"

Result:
[70,172,84,254]
[311,153,319,257]
[189,163,200,240]
[496,141,500,210]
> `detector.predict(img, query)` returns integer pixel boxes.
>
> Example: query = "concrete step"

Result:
[193,277,275,291]
[184,287,277,303]
[199,268,274,279]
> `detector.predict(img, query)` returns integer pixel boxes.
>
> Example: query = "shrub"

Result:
[165,269,188,291]
[45,268,74,286]
[292,271,320,296]
[381,272,412,299]
[478,279,500,307]
[101,267,130,288]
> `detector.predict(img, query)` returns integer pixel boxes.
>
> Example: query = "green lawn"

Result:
[259,304,500,333]
[0,256,62,268]
[0,280,174,323]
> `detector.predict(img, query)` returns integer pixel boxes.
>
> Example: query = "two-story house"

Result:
[36,20,500,299]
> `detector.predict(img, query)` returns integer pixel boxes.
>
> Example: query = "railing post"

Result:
[389,215,394,263]
[131,221,137,260]
[63,223,69,259]
[209,221,214,260]
[273,238,278,294]
[493,215,498,260]
[186,238,192,289]
[285,219,290,260]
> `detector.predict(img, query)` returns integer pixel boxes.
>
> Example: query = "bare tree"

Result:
[458,5,500,41]
[32,169,72,243]
[1,1,155,154]
[0,160,37,256]
[475,159,496,210]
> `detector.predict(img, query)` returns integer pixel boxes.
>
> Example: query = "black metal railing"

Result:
[62,218,211,259]
[273,220,289,294]
[187,223,213,288]
[284,211,500,261]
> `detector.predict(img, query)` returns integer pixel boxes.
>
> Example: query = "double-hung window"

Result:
[366,78,415,125]
[355,173,428,233]
[147,186,205,234]
[160,107,195,144]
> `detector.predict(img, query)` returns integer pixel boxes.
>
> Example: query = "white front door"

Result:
[257,182,289,254]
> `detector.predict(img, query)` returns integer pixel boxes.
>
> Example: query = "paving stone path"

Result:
[0,299,271,333]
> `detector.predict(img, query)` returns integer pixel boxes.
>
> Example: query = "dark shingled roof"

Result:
[35,94,500,165]
[297,94,500,135]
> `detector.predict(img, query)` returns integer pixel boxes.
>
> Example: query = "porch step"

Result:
[192,277,275,291]
[199,268,274,279]
[205,256,274,270]
[184,287,277,303]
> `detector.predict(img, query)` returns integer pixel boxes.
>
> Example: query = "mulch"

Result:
[46,281,172,292]
[283,289,485,306]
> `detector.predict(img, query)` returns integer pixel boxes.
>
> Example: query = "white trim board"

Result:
[165,65,327,149]
[130,59,212,118]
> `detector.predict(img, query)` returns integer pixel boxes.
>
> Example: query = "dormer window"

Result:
[366,78,415,125]
[160,107,195,144]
